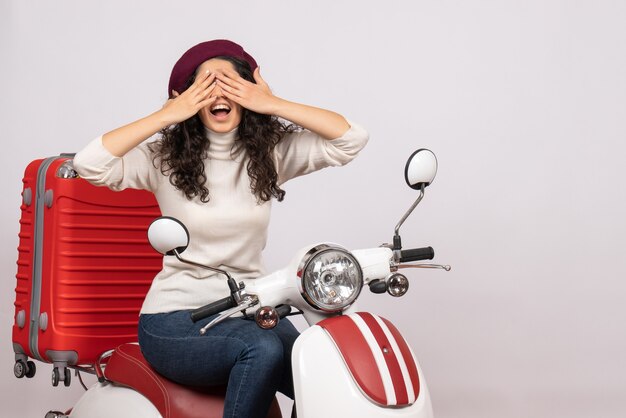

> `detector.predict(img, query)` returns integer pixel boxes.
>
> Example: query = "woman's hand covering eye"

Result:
[215,67,279,115]
[161,70,218,124]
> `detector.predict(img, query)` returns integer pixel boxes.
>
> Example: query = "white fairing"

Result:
[352,247,393,284]
[292,325,433,418]
[69,382,162,418]
[406,149,437,187]
[244,245,393,325]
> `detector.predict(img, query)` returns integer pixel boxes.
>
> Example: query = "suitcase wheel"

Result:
[45,411,68,418]
[14,359,35,379]
[25,361,36,378]
[64,368,71,387]
[51,367,71,387]
[14,360,27,378]
[52,368,60,386]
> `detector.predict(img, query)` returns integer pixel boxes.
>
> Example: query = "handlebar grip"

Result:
[400,246,435,262]
[190,296,236,322]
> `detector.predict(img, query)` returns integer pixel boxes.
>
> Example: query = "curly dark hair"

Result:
[148,56,296,203]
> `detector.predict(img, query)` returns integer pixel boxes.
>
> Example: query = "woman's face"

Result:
[196,58,242,133]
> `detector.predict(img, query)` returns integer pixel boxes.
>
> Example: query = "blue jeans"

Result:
[138,310,299,418]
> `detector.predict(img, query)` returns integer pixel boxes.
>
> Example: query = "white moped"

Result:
[48,149,449,418]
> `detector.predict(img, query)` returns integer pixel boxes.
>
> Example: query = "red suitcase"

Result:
[12,154,162,386]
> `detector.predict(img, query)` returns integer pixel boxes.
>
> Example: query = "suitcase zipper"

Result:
[29,156,63,362]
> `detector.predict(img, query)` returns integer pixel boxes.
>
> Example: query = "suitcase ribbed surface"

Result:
[50,191,161,337]
[13,157,162,366]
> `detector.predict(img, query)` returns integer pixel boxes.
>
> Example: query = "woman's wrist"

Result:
[269,98,350,140]
[102,110,173,157]
[153,107,180,129]
[269,97,292,119]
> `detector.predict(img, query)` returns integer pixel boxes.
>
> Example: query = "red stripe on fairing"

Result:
[318,316,387,405]
[357,312,409,405]
[381,317,420,400]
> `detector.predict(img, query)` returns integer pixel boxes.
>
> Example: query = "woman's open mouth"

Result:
[210,103,231,120]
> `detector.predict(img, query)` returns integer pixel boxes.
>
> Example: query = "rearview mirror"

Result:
[148,216,190,256]
[405,149,437,190]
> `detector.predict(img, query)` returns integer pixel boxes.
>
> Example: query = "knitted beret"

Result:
[168,39,258,97]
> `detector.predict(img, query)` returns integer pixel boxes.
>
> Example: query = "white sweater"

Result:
[73,123,368,314]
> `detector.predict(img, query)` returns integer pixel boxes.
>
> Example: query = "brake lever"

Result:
[199,295,260,335]
[398,263,452,271]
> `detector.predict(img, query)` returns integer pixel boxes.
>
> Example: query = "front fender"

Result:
[292,312,433,418]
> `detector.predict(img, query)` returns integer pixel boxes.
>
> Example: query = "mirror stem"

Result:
[173,249,238,292]
[393,184,425,250]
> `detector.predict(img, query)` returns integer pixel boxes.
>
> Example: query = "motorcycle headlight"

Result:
[298,244,363,312]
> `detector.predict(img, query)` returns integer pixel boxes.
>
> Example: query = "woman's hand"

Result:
[100,71,219,157]
[217,66,349,140]
[160,70,218,125]
[215,67,281,115]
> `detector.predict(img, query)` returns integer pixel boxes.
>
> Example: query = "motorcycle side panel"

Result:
[69,383,162,418]
[292,324,433,418]
[12,156,161,368]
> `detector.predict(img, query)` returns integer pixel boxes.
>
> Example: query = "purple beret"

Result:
[167,39,258,97]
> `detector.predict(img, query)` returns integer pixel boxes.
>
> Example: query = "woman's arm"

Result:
[102,70,218,157]
[271,99,350,140]
[215,68,350,140]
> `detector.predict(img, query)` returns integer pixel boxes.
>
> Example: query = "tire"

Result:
[63,368,71,387]
[52,368,60,387]
[14,360,26,378]
[25,361,36,378]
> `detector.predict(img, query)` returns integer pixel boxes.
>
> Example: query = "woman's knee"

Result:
[240,331,285,372]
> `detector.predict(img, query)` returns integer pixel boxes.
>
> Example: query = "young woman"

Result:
[73,39,368,418]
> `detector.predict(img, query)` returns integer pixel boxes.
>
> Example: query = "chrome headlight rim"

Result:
[297,244,363,313]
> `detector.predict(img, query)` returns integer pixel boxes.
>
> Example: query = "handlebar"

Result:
[190,296,236,322]
[399,246,435,263]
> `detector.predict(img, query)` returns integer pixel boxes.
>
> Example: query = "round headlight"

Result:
[298,245,363,312]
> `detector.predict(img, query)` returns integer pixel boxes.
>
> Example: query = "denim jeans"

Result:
[138,310,299,418]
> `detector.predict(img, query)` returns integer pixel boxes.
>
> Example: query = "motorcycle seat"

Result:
[104,343,282,418]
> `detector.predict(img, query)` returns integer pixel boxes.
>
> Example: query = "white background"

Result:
[1,1,625,417]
